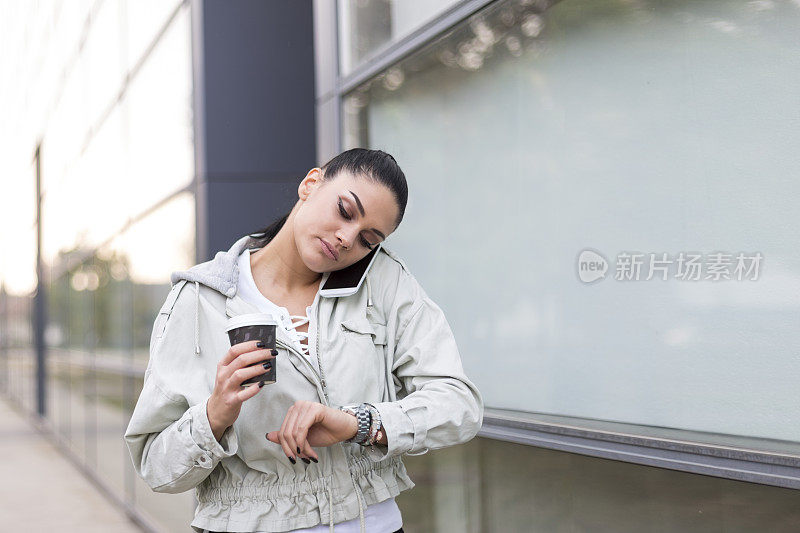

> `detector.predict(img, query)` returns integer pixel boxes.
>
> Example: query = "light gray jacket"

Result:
[124,234,484,533]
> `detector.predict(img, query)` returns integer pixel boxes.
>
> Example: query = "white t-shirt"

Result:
[236,248,403,533]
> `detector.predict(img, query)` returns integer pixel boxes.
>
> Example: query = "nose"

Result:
[336,228,358,250]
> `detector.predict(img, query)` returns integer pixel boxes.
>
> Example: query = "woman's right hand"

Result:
[207,340,278,438]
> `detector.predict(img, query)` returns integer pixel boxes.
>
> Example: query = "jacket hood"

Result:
[168,234,253,356]
[170,234,251,298]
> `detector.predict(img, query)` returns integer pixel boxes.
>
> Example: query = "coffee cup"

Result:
[225,313,277,387]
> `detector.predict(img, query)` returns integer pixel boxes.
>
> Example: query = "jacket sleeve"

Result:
[123,281,238,494]
[366,270,484,461]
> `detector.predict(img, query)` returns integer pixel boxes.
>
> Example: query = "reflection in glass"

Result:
[42,191,195,525]
[343,0,800,443]
[399,438,800,532]
[338,0,463,75]
[40,5,193,262]
[1,2,196,531]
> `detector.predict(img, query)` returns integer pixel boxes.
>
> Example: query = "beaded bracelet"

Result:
[363,403,382,446]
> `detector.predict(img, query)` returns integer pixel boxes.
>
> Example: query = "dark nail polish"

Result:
[297,446,301,454]
[310,457,318,463]
[258,381,265,388]
[271,348,278,356]
[256,341,265,348]
[262,362,272,370]
[301,457,310,464]
[288,456,296,464]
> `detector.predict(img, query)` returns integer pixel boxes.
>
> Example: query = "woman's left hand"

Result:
[265,400,357,462]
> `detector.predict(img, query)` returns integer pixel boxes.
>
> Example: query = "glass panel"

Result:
[83,1,126,126]
[102,193,196,527]
[124,0,185,74]
[0,155,38,410]
[42,103,127,258]
[343,0,800,445]
[95,369,126,496]
[398,438,800,532]
[338,0,463,75]
[41,5,193,262]
[125,5,194,211]
[107,190,195,357]
[1,2,195,529]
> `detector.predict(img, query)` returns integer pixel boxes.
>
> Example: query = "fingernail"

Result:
[259,381,265,388]
[262,362,272,370]
[310,457,318,463]
[297,446,301,454]
[271,348,278,356]
[288,456,296,464]
[301,457,310,464]
[256,341,265,348]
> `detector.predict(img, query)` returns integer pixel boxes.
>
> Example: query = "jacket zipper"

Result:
[314,302,331,405]
[274,337,330,407]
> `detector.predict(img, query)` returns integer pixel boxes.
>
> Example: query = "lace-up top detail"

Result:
[237,248,314,361]
[284,313,310,356]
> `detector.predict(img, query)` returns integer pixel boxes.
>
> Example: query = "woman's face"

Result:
[293,168,400,273]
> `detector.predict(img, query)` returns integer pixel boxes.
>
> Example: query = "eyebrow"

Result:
[348,190,386,240]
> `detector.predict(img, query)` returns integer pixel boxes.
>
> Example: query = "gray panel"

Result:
[316,95,339,169]
[191,0,316,261]
[200,180,300,259]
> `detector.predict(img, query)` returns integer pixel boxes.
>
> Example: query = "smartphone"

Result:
[319,243,382,297]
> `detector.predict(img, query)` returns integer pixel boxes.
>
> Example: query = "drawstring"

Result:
[326,456,366,533]
[194,281,201,354]
[352,474,366,533]
[327,482,334,533]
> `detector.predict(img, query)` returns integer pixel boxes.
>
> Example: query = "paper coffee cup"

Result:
[225,313,277,387]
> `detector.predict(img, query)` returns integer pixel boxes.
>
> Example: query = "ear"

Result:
[298,168,323,200]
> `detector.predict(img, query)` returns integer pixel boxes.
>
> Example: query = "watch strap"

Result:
[339,403,371,444]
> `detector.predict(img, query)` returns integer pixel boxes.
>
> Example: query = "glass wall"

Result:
[341,0,800,445]
[0,1,196,531]
[335,0,800,528]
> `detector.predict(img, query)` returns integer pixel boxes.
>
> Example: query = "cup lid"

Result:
[226,313,277,331]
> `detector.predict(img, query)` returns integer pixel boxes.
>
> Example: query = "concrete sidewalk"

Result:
[0,395,142,532]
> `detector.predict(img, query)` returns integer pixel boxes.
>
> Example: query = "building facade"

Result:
[1,0,799,531]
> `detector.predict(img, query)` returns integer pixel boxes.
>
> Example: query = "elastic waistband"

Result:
[196,455,403,504]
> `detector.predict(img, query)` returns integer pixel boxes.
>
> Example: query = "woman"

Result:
[124,148,484,533]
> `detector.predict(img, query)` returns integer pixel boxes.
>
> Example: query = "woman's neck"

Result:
[250,229,322,294]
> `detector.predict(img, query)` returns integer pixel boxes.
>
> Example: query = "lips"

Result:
[320,238,338,261]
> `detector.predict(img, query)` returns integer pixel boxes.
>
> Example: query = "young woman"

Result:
[124,148,484,533]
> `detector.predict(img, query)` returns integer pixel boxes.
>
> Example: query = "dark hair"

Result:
[246,148,408,250]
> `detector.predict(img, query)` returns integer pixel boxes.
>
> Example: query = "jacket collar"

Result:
[168,234,333,357]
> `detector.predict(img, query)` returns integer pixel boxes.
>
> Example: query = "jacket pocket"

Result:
[340,318,387,346]
[339,318,389,401]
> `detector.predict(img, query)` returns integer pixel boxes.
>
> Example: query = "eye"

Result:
[338,198,351,220]
[360,236,375,250]
[339,198,375,250]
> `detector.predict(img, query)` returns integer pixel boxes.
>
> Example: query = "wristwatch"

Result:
[338,403,371,445]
